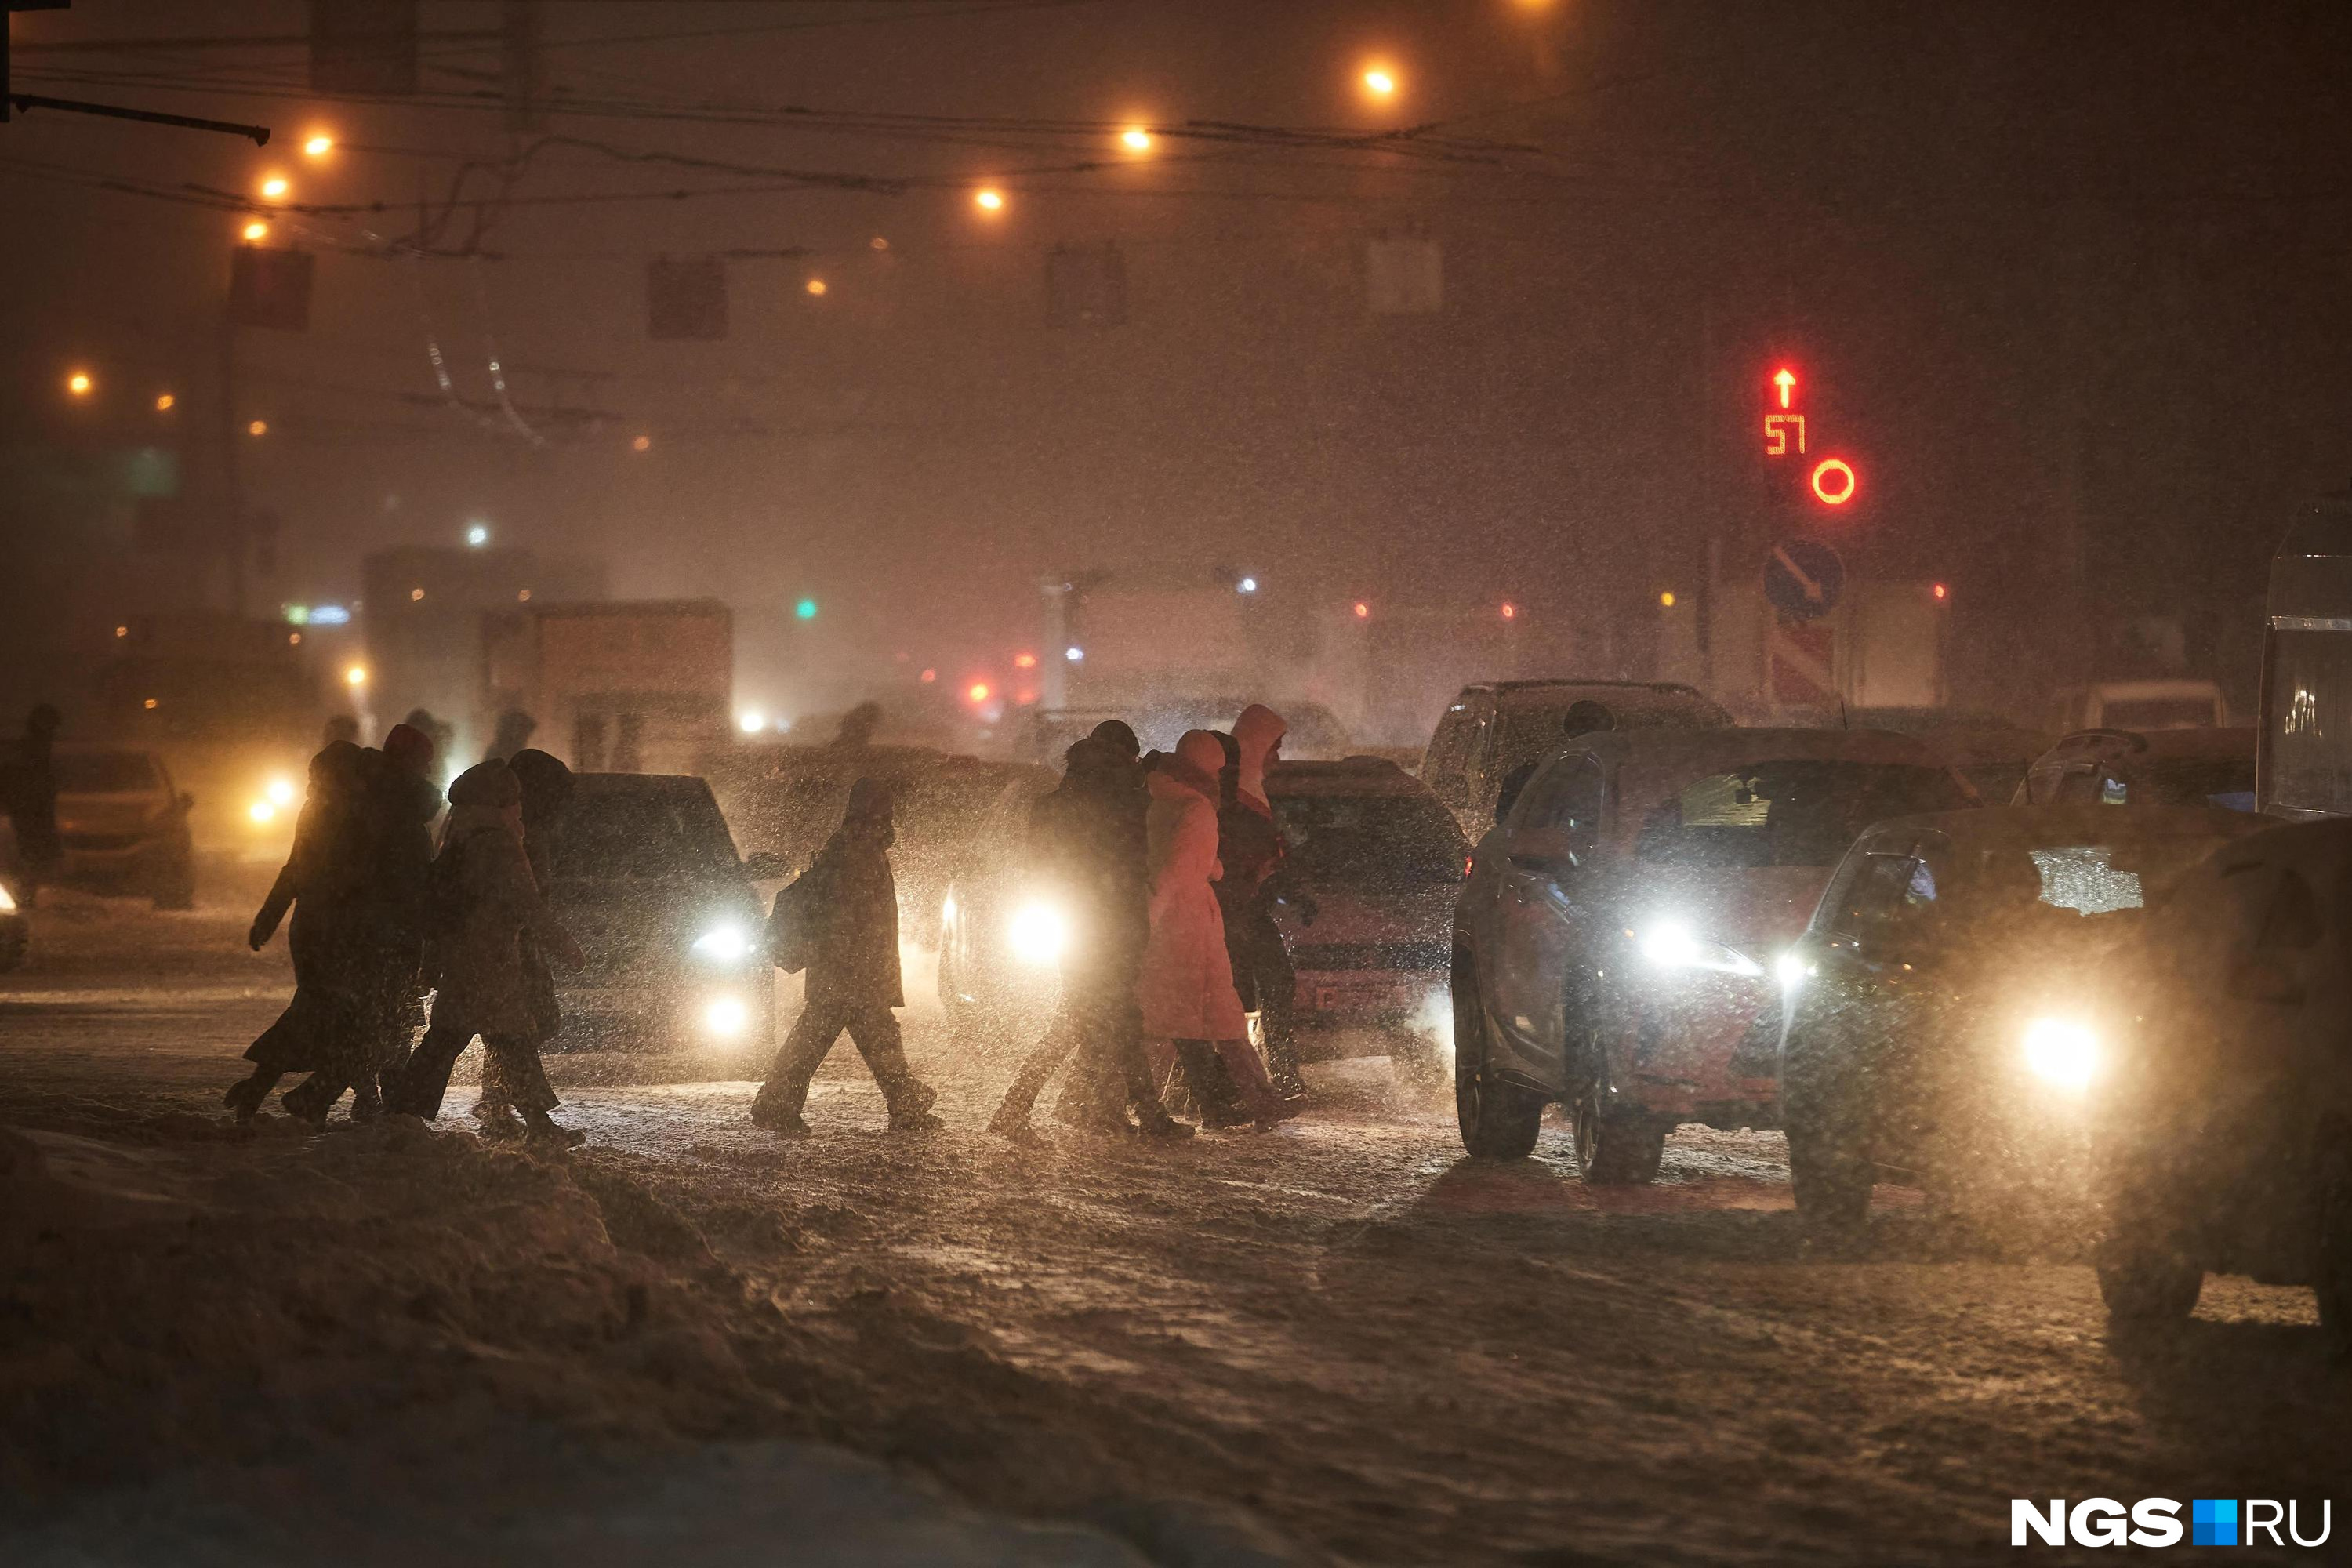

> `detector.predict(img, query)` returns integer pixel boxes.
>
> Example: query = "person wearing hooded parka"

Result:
[1138,730,1291,1129]
[390,758,583,1142]
[280,723,445,1123]
[750,778,941,1134]
[225,739,377,1120]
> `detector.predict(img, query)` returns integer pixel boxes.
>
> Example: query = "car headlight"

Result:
[1774,950,1813,992]
[248,800,278,826]
[2021,1017,2099,1091]
[265,777,296,807]
[1007,901,1069,966]
[1635,919,1763,978]
[702,995,751,1038]
[691,924,752,963]
[0,881,15,913]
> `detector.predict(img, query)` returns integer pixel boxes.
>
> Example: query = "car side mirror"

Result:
[2226,954,2304,1007]
[741,850,788,880]
[1502,823,1578,875]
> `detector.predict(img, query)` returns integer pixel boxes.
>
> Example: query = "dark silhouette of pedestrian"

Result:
[389,760,583,1142]
[1221,704,1304,1096]
[484,708,537,764]
[1,704,64,898]
[990,735,1190,1141]
[321,713,361,748]
[283,724,444,1123]
[226,741,377,1122]
[751,779,940,1134]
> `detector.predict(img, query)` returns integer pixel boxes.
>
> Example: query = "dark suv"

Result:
[543,773,783,1054]
[1420,680,1730,838]
[2093,817,2352,1347]
[50,744,196,908]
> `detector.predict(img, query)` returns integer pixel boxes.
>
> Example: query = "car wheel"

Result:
[1787,1117,1872,1226]
[1453,955,1542,1160]
[2095,1218,2203,1327]
[1571,1091,1667,1185]
[152,856,196,911]
[2314,1135,2352,1357]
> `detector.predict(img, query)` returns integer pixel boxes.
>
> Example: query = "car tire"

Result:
[152,855,196,911]
[1453,954,1542,1160]
[1571,1092,1666,1185]
[2314,1135,2352,1358]
[2095,1221,2203,1327]
[1787,1118,1873,1226]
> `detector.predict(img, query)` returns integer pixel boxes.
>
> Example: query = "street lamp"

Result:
[974,187,1006,212]
[302,132,334,157]
[66,371,93,397]
[260,174,290,201]
[344,664,368,688]
[804,278,828,296]
[241,220,269,242]
[466,523,489,547]
[1362,67,1398,98]
[1120,126,1152,153]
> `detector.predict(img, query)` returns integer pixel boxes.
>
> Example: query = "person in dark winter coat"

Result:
[282,724,444,1123]
[1219,704,1305,1096]
[224,741,378,1121]
[750,779,940,1134]
[389,760,583,1142]
[989,735,1189,1140]
[1,703,64,895]
[486,747,575,1116]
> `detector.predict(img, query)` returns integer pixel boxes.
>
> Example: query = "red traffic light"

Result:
[1810,457,1857,506]
[1352,601,1370,619]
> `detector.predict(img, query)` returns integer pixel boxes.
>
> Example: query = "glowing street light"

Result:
[1362,67,1398,98]
[1119,126,1152,153]
[631,434,652,452]
[465,522,490,547]
[1012,652,1038,670]
[739,710,767,735]
[155,393,176,412]
[967,681,993,704]
[344,664,368,688]
[241,220,269,243]
[1064,647,1084,662]
[302,132,334,157]
[247,419,269,437]
[66,371,93,397]
[1659,590,1678,608]
[1236,575,1259,595]
[974,187,1006,212]
[804,278,828,296]
[259,174,290,201]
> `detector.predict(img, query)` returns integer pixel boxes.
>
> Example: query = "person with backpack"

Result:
[387,759,583,1142]
[750,779,940,1135]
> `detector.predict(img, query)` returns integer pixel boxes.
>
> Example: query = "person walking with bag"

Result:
[750,779,941,1135]
[387,760,584,1143]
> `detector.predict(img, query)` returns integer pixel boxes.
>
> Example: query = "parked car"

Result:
[2015,726,2256,812]
[541,773,785,1052]
[1776,804,2266,1225]
[2046,678,2229,732]
[1451,728,1971,1180]
[934,764,1063,1047]
[51,743,195,908]
[1265,758,1467,1087]
[1420,679,1732,838]
[2092,817,2352,1346]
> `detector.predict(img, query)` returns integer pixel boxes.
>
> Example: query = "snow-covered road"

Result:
[4,884,2344,1565]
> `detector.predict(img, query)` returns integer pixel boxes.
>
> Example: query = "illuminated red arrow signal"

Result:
[1773,368,1795,409]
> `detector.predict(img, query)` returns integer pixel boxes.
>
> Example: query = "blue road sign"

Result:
[1764,538,1845,623]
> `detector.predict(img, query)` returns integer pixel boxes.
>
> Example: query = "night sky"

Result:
[7,0,2350,724]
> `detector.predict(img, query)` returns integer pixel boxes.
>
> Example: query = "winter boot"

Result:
[523,1109,586,1148]
[888,1079,942,1133]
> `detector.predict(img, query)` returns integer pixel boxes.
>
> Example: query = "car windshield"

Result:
[1494,699,1709,775]
[554,786,740,880]
[1273,791,1464,884]
[1840,833,2229,947]
[53,752,161,793]
[2100,696,2215,729]
[1634,760,1966,868]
